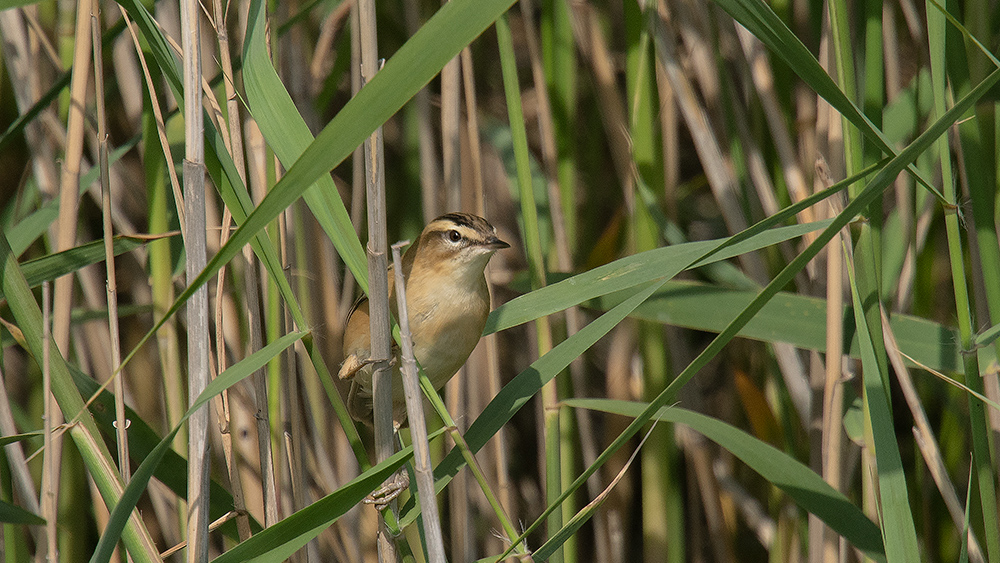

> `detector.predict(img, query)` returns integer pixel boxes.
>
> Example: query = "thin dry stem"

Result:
[160,510,246,558]
[232,0,280,529]
[210,0,254,540]
[445,43,471,543]
[820,169,845,563]
[279,207,310,561]
[92,5,130,489]
[391,241,447,562]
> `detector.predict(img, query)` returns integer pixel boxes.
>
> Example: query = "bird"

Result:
[338,212,509,428]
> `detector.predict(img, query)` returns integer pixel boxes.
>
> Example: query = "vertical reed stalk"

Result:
[48,1,95,546]
[460,43,516,543]
[391,241,446,563]
[92,3,130,488]
[417,382,525,553]
[820,163,845,563]
[180,0,210,557]
[209,0,254,541]
[439,6,468,553]
[357,1,397,558]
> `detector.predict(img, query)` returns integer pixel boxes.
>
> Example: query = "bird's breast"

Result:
[407,281,489,388]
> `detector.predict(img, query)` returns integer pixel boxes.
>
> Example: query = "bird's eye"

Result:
[448,229,462,243]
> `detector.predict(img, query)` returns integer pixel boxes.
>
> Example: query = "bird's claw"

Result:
[364,471,409,511]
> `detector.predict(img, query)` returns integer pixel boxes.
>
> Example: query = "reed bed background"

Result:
[1,0,999,561]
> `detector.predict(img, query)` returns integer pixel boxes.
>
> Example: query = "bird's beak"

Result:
[485,236,510,250]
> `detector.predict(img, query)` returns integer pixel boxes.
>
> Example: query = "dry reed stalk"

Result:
[280,206,311,562]
[88,17,112,386]
[118,14,190,512]
[208,0,255,541]
[816,158,846,563]
[232,1,281,529]
[92,15,132,535]
[357,1,397,559]
[180,0,211,558]
[49,2,95,545]
[212,201,254,538]
[391,241,447,562]
[245,138,281,531]
[442,10,469,554]
[814,9,850,560]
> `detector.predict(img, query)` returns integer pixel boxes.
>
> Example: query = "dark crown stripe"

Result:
[436,212,483,231]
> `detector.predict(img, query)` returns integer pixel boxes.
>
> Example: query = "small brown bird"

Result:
[339,212,509,426]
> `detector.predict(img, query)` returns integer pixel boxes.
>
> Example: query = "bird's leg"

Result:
[364,424,410,511]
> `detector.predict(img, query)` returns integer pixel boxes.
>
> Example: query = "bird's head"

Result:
[405,213,509,282]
